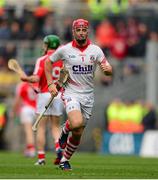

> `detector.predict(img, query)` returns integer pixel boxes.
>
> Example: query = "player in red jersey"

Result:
[11,77,37,157]
[20,35,64,165]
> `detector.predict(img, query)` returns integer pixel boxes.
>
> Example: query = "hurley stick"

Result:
[8,59,26,76]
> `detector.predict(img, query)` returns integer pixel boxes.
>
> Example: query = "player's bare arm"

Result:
[45,58,58,96]
[20,74,40,83]
[99,61,113,76]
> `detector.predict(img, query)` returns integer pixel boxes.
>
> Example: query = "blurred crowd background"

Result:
[0,0,158,153]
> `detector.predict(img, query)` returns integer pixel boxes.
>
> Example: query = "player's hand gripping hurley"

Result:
[32,68,69,132]
[8,59,26,76]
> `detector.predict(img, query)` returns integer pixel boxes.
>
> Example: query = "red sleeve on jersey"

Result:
[33,57,44,77]
[101,57,108,64]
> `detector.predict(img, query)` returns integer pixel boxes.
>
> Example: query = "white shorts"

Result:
[20,106,36,124]
[62,92,94,122]
[36,92,64,116]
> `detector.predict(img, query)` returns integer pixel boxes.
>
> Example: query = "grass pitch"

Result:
[0,151,158,179]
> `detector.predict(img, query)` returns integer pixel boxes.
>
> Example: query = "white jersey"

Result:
[49,40,109,94]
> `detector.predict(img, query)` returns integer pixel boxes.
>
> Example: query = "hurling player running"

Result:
[20,35,64,165]
[45,19,112,170]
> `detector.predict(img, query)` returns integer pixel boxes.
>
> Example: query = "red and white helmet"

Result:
[72,19,89,30]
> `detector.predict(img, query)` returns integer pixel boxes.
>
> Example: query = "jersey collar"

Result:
[47,49,55,55]
[72,39,91,52]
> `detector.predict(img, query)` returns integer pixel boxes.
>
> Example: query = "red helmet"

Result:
[72,19,89,29]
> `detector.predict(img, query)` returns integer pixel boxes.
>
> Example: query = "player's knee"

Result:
[70,120,83,130]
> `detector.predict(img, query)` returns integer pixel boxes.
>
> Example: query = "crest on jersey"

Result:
[90,55,95,63]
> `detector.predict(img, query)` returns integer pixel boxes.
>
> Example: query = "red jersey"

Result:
[33,50,63,93]
[16,82,37,108]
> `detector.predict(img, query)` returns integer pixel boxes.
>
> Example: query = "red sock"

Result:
[55,141,60,152]
[38,151,45,161]
[26,144,35,150]
[63,136,80,160]
[63,120,71,134]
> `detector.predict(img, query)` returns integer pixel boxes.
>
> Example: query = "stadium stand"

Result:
[0,0,158,153]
